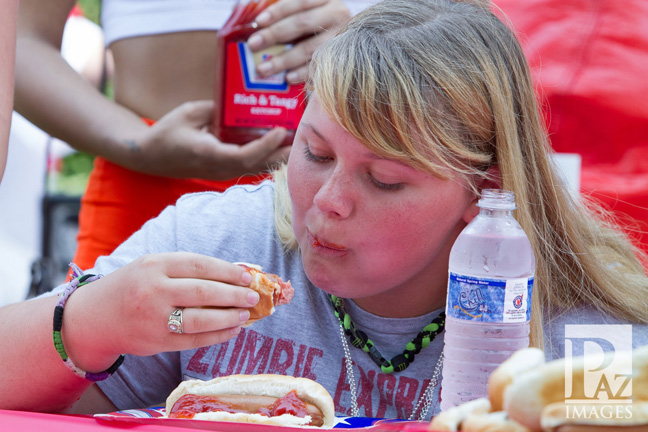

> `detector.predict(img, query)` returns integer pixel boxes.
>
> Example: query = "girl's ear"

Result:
[461,166,501,224]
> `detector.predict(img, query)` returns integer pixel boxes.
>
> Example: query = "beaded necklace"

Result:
[328,295,446,420]
[338,324,445,419]
[328,295,445,373]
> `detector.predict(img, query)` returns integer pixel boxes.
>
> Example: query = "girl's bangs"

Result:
[309,28,491,183]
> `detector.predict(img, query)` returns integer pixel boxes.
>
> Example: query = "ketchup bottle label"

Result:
[446,272,533,322]
[222,41,304,130]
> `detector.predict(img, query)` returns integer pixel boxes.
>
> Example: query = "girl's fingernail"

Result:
[241,272,253,285]
[231,326,241,335]
[247,291,260,306]
[286,71,299,83]
[240,310,251,322]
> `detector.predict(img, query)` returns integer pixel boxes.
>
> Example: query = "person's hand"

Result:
[124,100,291,180]
[64,253,261,372]
[247,0,352,83]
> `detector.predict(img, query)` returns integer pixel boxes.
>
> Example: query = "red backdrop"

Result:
[494,0,648,265]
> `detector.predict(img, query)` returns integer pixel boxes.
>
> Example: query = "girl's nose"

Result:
[313,169,354,219]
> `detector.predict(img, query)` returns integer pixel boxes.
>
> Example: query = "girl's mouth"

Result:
[308,231,347,254]
[312,237,346,250]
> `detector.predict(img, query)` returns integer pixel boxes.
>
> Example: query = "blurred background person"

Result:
[13,0,374,280]
[0,4,107,306]
[0,0,18,182]
[4,0,375,306]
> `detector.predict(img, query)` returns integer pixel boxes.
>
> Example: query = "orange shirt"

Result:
[73,156,265,271]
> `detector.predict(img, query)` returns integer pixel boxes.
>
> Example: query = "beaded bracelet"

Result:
[52,263,125,382]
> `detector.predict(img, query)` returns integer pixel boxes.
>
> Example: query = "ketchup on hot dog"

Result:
[168,390,323,426]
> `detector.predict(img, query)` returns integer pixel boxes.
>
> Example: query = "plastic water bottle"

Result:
[439,189,535,410]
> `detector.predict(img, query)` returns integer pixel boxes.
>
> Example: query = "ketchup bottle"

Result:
[212,0,306,146]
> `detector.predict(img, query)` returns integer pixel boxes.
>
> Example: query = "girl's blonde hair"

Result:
[274,0,648,347]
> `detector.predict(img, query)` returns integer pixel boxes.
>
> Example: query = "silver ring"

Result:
[168,308,184,334]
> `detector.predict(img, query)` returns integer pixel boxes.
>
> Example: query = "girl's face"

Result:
[287,97,477,317]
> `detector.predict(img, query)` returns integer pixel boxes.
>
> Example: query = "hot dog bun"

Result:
[235,263,294,327]
[165,374,335,428]
[504,345,648,431]
[430,346,648,432]
[488,347,545,412]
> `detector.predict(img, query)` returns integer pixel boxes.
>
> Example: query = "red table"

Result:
[0,409,199,432]
[0,409,432,432]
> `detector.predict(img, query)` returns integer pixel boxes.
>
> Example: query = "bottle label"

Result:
[446,272,533,322]
[222,41,305,130]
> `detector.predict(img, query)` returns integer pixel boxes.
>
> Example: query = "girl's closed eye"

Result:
[303,145,331,163]
[366,173,405,191]
[302,139,404,191]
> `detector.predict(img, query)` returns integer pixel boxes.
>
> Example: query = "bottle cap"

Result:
[477,189,516,210]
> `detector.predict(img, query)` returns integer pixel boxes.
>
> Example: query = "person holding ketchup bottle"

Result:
[14,0,375,272]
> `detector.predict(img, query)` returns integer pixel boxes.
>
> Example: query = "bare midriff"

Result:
[110,31,217,120]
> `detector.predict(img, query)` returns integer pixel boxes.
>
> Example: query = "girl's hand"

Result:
[63,252,261,372]
[247,0,352,83]
[126,100,291,180]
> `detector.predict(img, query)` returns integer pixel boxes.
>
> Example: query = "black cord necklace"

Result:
[328,295,445,374]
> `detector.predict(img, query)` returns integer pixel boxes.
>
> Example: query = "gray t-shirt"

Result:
[85,181,647,419]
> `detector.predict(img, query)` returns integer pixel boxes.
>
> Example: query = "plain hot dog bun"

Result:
[165,374,335,428]
[235,263,294,327]
[488,347,545,412]
[504,345,648,431]
[429,346,648,431]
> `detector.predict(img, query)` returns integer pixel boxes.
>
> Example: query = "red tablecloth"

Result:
[0,409,202,432]
[0,409,435,432]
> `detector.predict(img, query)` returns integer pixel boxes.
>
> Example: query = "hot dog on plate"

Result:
[164,374,335,428]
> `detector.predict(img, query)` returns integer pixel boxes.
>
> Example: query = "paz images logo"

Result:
[564,324,633,420]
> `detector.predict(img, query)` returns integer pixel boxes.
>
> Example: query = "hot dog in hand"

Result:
[235,263,294,327]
